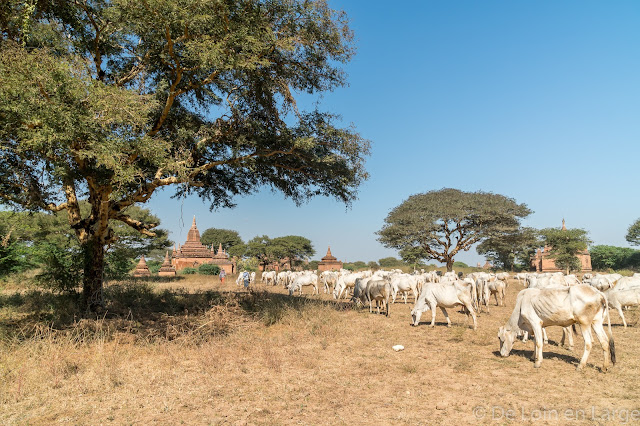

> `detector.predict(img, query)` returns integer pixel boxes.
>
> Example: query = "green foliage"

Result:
[34,243,83,293]
[378,188,531,271]
[343,261,367,271]
[626,218,640,246]
[237,257,259,273]
[305,260,320,271]
[0,0,370,309]
[198,264,221,276]
[181,267,198,275]
[539,227,591,273]
[590,245,640,271]
[244,235,314,270]
[367,261,379,269]
[147,260,162,275]
[200,228,244,255]
[0,205,170,283]
[271,236,315,268]
[104,247,137,280]
[453,261,469,268]
[378,257,404,268]
[476,227,540,271]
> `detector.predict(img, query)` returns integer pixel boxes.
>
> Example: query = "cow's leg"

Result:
[577,323,594,370]
[391,289,397,304]
[591,320,611,372]
[403,292,408,304]
[542,328,549,345]
[430,303,437,327]
[560,326,574,351]
[463,301,477,330]
[439,307,451,327]
[616,306,627,327]
[532,323,544,368]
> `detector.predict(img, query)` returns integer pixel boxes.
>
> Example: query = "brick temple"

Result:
[171,216,234,274]
[317,246,343,272]
[530,219,592,272]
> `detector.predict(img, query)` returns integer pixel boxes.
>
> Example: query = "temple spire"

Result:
[562,218,566,230]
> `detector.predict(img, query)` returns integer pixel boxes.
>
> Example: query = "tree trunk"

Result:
[82,237,106,312]
[446,258,454,272]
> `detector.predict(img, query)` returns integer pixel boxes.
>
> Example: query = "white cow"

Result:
[320,270,339,294]
[390,274,419,304]
[410,281,477,329]
[333,272,366,299]
[261,270,277,286]
[498,285,615,370]
[353,279,391,316]
[604,286,640,327]
[288,273,319,296]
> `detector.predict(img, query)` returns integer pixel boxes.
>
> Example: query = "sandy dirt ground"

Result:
[1,275,639,425]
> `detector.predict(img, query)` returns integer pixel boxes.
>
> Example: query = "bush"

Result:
[35,243,83,293]
[104,247,136,280]
[198,264,220,275]
[181,267,197,275]
[453,261,468,268]
[237,257,258,272]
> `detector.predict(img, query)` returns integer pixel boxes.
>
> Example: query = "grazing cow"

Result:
[250,272,256,284]
[353,279,391,316]
[410,281,477,330]
[261,271,277,286]
[498,285,615,370]
[604,286,640,327]
[320,270,339,294]
[333,272,366,299]
[288,273,319,296]
[487,280,506,306]
[390,274,419,304]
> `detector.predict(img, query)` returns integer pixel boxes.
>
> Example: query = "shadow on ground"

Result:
[0,280,353,343]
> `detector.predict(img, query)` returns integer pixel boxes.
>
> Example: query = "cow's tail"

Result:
[602,292,616,365]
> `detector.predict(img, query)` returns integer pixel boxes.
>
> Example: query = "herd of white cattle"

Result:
[242,268,640,371]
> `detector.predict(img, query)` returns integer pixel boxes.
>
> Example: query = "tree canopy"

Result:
[377,188,532,271]
[476,227,539,271]
[626,218,640,246]
[200,228,244,254]
[244,234,314,270]
[0,0,369,309]
[590,245,640,271]
[538,227,591,273]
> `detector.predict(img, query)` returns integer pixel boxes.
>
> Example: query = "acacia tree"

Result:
[200,228,244,253]
[271,235,314,269]
[0,1,369,310]
[377,188,531,271]
[626,218,640,246]
[538,227,591,274]
[476,227,539,271]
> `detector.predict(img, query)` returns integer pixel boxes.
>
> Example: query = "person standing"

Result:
[220,268,226,284]
[243,271,250,288]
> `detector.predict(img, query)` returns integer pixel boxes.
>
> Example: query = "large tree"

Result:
[377,188,532,271]
[201,228,243,251]
[0,1,369,310]
[476,226,539,271]
[271,235,314,268]
[538,227,591,273]
[626,218,640,246]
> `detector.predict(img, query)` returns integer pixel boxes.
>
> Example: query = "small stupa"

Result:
[158,251,177,277]
[317,246,343,272]
[133,255,151,277]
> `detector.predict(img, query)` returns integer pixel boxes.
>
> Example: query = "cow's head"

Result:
[498,325,517,357]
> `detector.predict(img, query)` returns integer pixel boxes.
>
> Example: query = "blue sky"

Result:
[148,0,640,266]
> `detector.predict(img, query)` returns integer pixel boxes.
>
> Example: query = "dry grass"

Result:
[1,275,640,425]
